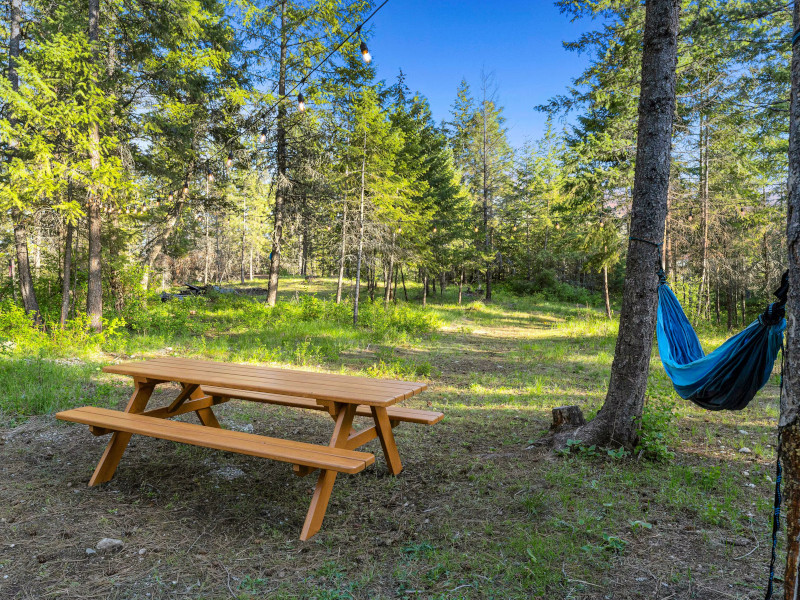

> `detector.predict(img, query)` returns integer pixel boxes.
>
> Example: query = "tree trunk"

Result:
[60,221,73,328]
[384,233,395,308]
[353,132,367,326]
[11,209,41,323]
[7,0,42,324]
[336,175,348,303]
[458,268,464,305]
[266,0,288,306]
[552,0,680,449]
[695,117,709,320]
[204,210,210,284]
[603,264,612,319]
[9,259,17,302]
[482,88,492,302]
[143,163,194,289]
[401,266,408,301]
[241,196,247,285]
[422,272,428,307]
[86,0,103,332]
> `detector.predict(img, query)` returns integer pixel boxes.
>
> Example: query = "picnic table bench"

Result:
[56,357,441,540]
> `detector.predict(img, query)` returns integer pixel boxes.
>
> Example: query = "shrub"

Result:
[635,396,678,461]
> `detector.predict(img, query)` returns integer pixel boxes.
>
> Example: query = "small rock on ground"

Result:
[96,538,124,553]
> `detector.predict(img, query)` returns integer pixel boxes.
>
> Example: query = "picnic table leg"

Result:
[371,406,403,475]
[88,378,155,486]
[192,387,221,428]
[300,402,356,541]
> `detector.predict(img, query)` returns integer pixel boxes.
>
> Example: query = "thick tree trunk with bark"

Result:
[267,0,288,306]
[782,2,800,594]
[551,0,680,449]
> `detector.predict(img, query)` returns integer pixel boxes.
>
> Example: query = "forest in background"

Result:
[0,0,792,331]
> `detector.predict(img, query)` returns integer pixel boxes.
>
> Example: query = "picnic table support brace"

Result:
[300,402,357,541]
[371,406,403,475]
[193,388,221,427]
[88,378,155,486]
[166,383,200,414]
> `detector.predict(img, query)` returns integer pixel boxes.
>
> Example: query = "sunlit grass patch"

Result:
[0,358,115,422]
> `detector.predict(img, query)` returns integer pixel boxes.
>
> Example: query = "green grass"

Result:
[0,276,783,598]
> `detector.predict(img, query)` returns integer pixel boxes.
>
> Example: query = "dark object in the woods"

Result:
[160,283,268,302]
[551,406,586,431]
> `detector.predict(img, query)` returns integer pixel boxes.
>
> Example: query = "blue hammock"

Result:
[656,273,787,411]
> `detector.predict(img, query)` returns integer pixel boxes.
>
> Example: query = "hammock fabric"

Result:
[656,272,787,411]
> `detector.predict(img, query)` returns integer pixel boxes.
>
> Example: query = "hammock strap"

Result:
[629,236,667,284]
[765,340,785,600]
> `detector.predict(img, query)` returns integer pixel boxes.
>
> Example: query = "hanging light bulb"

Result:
[360,41,371,63]
[183,181,189,194]
[433,226,437,234]
[740,206,745,215]
[512,224,517,232]
[207,169,214,183]
[688,210,693,222]
[599,220,604,228]
[227,151,234,168]
[474,226,479,233]
[168,192,173,202]
[555,223,560,230]
[326,225,331,231]
[297,92,305,112]
[260,128,267,144]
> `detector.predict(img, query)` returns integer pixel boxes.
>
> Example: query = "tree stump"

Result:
[551,406,586,431]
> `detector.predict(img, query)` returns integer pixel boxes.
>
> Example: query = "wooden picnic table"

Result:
[56,357,441,540]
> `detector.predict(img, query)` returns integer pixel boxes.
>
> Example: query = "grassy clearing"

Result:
[0,276,783,598]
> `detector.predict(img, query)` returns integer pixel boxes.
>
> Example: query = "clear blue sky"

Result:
[367,0,595,147]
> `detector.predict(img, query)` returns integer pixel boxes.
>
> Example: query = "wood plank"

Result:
[118,357,421,393]
[103,363,403,406]
[65,405,374,465]
[57,407,374,474]
[125,359,424,401]
[103,359,426,405]
[203,387,444,425]
[147,357,424,391]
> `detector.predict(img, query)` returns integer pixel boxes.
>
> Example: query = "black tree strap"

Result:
[765,440,782,600]
[765,341,784,600]
[792,28,800,46]
[629,236,661,249]
[629,236,667,285]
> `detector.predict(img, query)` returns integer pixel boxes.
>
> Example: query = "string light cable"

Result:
[108,0,392,214]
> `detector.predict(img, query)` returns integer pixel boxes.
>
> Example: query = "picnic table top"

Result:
[103,357,427,407]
